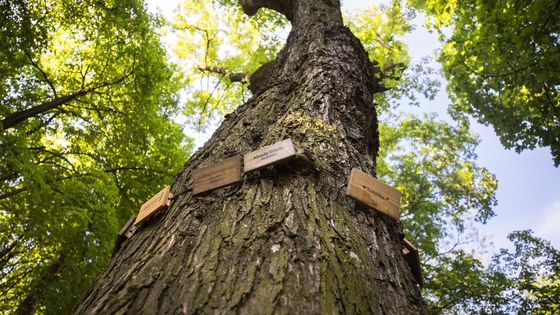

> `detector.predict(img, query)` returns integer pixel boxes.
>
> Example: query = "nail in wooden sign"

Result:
[346,168,401,220]
[134,186,172,226]
[193,156,242,195]
[402,238,423,287]
[244,139,296,172]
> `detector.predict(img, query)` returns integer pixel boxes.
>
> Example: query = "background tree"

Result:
[0,0,191,313]
[408,0,560,166]
[491,230,560,314]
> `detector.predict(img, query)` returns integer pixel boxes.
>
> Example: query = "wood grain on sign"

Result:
[193,156,242,195]
[244,139,296,172]
[402,238,423,287]
[134,186,172,226]
[346,168,401,220]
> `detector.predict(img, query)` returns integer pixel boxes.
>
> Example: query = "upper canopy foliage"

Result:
[410,0,560,166]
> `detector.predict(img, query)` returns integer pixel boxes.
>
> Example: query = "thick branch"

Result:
[0,187,27,201]
[377,62,407,92]
[1,90,91,131]
[0,241,19,266]
[239,0,294,20]
[198,65,250,83]
[2,70,134,131]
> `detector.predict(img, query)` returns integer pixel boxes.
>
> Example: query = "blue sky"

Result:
[147,0,560,253]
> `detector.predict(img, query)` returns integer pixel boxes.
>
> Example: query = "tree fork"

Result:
[75,0,425,313]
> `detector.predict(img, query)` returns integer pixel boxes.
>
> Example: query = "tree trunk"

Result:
[74,0,425,313]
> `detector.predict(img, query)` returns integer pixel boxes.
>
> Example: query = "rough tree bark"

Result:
[75,0,425,313]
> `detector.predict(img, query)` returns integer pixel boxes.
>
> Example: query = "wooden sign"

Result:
[112,216,137,257]
[192,156,242,195]
[120,216,138,238]
[134,186,172,226]
[244,139,296,172]
[402,238,423,287]
[345,168,401,220]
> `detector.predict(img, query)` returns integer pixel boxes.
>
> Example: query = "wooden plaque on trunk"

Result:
[244,139,296,172]
[402,238,423,287]
[119,216,138,238]
[134,186,172,226]
[112,216,138,257]
[346,168,401,220]
[193,156,242,195]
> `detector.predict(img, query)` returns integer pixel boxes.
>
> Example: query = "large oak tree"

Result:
[75,0,426,313]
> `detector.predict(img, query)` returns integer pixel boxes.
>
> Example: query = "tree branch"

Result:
[2,89,91,131]
[24,50,57,97]
[0,241,19,266]
[0,188,27,201]
[1,70,134,131]
[103,166,175,177]
[198,65,250,83]
[239,0,294,20]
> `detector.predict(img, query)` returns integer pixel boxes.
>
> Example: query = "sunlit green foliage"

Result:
[377,113,497,256]
[424,250,512,314]
[0,0,191,313]
[172,0,286,129]
[492,230,560,314]
[346,2,412,90]
[424,231,560,314]
[410,0,560,166]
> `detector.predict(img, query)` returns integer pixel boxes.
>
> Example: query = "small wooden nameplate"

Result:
[346,168,401,220]
[244,139,296,172]
[134,186,172,226]
[193,156,242,195]
[402,238,423,287]
[119,216,138,238]
[112,216,137,257]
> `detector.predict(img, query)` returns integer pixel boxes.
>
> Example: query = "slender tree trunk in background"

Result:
[75,0,425,313]
[15,254,65,315]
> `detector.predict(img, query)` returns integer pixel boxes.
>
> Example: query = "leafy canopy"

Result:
[172,0,286,129]
[410,0,560,166]
[0,0,191,313]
